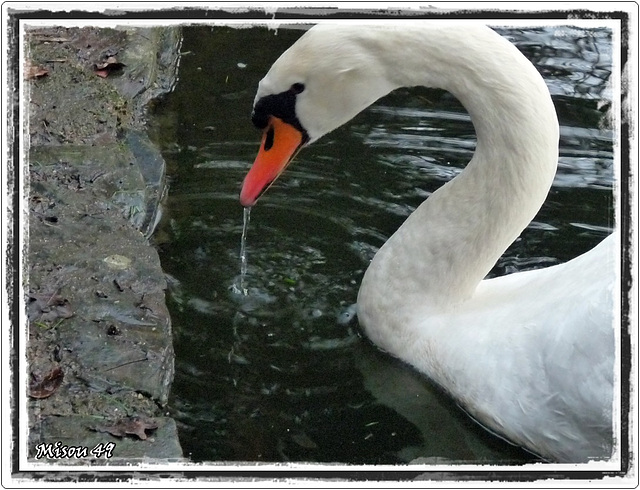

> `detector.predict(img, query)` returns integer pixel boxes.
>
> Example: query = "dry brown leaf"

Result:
[93,56,125,78]
[24,61,49,80]
[29,367,64,399]
[92,416,159,440]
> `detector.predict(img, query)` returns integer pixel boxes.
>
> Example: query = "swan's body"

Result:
[240,24,616,462]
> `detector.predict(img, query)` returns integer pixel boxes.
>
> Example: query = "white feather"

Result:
[254,23,616,462]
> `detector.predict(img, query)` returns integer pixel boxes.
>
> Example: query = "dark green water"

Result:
[150,24,614,464]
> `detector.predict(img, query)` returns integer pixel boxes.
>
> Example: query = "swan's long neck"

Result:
[356,26,559,337]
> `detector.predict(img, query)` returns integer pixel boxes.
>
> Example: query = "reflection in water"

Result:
[150,24,614,464]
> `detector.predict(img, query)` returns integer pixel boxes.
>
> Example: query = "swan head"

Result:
[240,25,397,207]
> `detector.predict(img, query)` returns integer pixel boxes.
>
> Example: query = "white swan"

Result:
[239,24,616,463]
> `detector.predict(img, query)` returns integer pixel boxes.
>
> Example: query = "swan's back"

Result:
[398,234,616,462]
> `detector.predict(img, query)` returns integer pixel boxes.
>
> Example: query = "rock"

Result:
[29,415,185,463]
[24,25,183,461]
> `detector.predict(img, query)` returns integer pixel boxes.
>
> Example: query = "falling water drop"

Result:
[234,206,251,296]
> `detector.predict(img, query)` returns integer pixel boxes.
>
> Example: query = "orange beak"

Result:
[240,117,304,207]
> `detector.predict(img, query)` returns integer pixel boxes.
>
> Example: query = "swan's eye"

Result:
[264,125,275,151]
[290,83,305,94]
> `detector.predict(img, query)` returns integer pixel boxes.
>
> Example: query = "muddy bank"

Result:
[25,25,184,463]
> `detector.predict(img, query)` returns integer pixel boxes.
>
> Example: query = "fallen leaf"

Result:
[29,367,64,399]
[93,56,125,78]
[94,55,118,70]
[24,61,49,80]
[103,254,132,269]
[291,432,318,449]
[92,416,159,440]
[28,291,74,323]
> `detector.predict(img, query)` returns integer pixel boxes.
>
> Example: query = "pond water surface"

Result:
[150,23,614,464]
